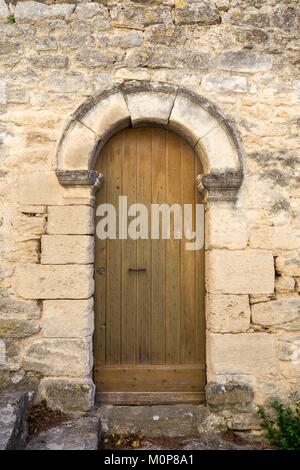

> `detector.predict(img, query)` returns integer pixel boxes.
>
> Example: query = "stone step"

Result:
[93,404,211,438]
[0,390,34,450]
[26,416,101,450]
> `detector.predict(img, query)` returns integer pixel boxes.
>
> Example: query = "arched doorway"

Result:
[93,127,205,404]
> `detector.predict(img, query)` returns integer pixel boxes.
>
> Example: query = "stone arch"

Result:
[56,81,243,201]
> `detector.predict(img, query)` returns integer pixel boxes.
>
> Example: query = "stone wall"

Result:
[0,0,299,423]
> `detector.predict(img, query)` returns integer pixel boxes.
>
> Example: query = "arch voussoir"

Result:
[56,80,244,201]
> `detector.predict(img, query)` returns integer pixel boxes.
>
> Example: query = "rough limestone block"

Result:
[80,92,130,141]
[23,338,92,377]
[0,391,34,450]
[41,235,94,264]
[169,94,216,147]
[39,377,95,412]
[13,213,46,242]
[26,415,101,450]
[0,0,9,21]
[202,74,248,93]
[276,250,300,276]
[216,51,273,73]
[0,80,6,104]
[206,294,250,333]
[207,332,277,375]
[17,173,91,206]
[0,318,40,338]
[15,2,75,22]
[111,4,172,29]
[0,296,40,320]
[206,250,275,294]
[42,299,94,338]
[47,206,94,235]
[125,91,176,126]
[275,275,295,293]
[206,206,247,249]
[195,124,239,173]
[18,172,66,205]
[58,120,99,171]
[174,0,220,26]
[251,298,300,326]
[249,226,300,250]
[206,382,253,412]
[14,264,94,299]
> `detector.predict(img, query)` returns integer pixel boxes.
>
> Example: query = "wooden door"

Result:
[94,127,205,405]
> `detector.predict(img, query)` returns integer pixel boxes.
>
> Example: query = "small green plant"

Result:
[258,400,300,450]
[7,14,15,24]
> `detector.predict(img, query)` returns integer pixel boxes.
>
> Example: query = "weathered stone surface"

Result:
[202,74,248,93]
[74,3,109,22]
[145,24,186,46]
[42,299,93,338]
[0,80,6,105]
[17,172,65,205]
[13,213,46,242]
[111,4,172,29]
[125,91,176,126]
[26,416,100,450]
[15,2,75,22]
[0,0,9,22]
[105,30,143,49]
[226,413,261,431]
[127,46,209,70]
[206,250,275,294]
[251,298,300,326]
[41,235,94,264]
[0,296,40,319]
[58,121,99,171]
[207,332,277,375]
[216,51,273,73]
[0,318,39,338]
[23,338,92,377]
[276,250,300,276]
[94,404,200,438]
[275,275,295,293]
[40,377,95,412]
[36,36,57,51]
[175,0,221,26]
[76,50,123,67]
[249,226,300,250]
[206,382,253,412]
[206,206,247,249]
[169,94,217,146]
[47,205,94,235]
[14,264,94,299]
[0,391,34,450]
[29,55,68,69]
[79,92,130,140]
[206,294,250,333]
[60,33,95,50]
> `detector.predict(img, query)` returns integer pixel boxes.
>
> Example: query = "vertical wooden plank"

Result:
[94,146,108,365]
[165,131,181,363]
[122,128,137,364]
[136,128,152,363]
[195,154,206,365]
[105,133,123,364]
[151,128,166,364]
[180,139,197,363]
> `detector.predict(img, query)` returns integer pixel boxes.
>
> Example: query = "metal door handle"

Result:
[128,268,147,272]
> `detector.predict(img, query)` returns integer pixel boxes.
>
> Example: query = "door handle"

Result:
[128,267,147,272]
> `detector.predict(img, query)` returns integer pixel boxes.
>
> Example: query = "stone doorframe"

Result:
[54,80,244,410]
